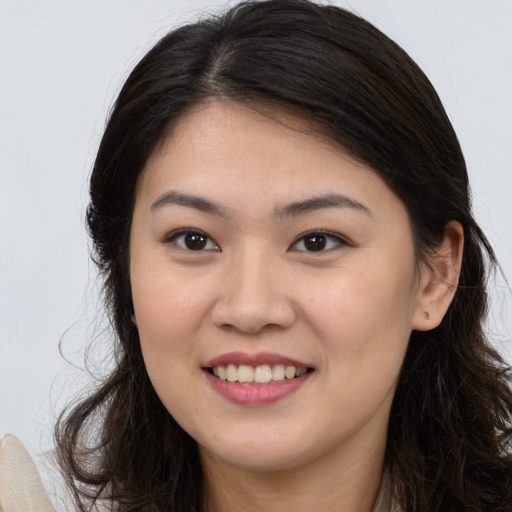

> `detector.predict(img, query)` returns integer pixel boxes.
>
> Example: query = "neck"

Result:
[201,430,387,512]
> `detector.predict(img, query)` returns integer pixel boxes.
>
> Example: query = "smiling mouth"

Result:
[207,364,314,385]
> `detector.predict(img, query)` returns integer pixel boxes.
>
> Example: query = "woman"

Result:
[27,0,512,510]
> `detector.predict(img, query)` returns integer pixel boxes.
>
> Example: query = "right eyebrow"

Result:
[275,193,371,218]
[150,190,231,218]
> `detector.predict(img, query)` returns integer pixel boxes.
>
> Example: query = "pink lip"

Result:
[203,369,313,405]
[202,352,314,406]
[204,351,311,368]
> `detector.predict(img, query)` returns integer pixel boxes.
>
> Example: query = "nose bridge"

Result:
[211,242,295,333]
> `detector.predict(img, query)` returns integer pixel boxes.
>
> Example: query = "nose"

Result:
[211,248,297,334]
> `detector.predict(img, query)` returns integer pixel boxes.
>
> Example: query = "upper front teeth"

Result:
[212,364,307,384]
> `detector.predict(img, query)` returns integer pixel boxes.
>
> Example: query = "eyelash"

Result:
[164,229,348,253]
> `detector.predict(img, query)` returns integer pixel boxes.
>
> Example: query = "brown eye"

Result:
[167,229,220,251]
[291,231,347,252]
[184,232,208,250]
[304,233,327,251]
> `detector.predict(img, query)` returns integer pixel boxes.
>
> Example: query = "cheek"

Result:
[130,263,206,373]
[132,273,208,417]
[304,257,417,370]
[131,240,219,327]
[134,277,205,348]
[304,266,415,424]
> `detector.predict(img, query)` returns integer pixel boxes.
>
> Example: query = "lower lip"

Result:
[203,370,312,405]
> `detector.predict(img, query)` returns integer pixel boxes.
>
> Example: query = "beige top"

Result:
[0,436,55,512]
[0,435,396,512]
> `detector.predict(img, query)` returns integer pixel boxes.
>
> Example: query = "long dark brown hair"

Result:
[56,0,512,510]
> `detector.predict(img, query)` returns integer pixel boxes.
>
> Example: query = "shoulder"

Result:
[0,434,56,511]
[34,445,79,512]
[0,435,87,512]
[0,435,96,511]
[35,443,112,512]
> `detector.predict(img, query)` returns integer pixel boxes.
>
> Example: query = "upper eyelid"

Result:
[163,227,208,241]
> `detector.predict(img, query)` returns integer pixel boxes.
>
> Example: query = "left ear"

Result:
[413,220,464,331]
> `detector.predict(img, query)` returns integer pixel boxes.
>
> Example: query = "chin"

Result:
[195,423,336,474]
[201,443,307,473]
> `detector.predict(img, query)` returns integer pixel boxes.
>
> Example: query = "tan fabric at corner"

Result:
[0,435,56,512]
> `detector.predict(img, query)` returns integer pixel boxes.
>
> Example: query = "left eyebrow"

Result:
[275,193,371,218]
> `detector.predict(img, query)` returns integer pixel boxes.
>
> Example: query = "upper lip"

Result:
[204,351,313,369]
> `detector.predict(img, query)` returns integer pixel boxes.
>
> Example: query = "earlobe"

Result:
[413,221,464,331]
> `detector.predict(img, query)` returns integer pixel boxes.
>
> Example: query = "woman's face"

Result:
[130,100,427,473]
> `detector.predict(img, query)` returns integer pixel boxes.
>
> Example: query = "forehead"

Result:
[148,99,345,169]
[138,99,393,206]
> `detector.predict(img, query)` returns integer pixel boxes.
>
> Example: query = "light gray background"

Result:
[1,0,511,457]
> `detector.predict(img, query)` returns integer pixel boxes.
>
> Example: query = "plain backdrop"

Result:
[1,0,511,457]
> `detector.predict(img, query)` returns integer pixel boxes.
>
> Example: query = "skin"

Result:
[129,99,463,512]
